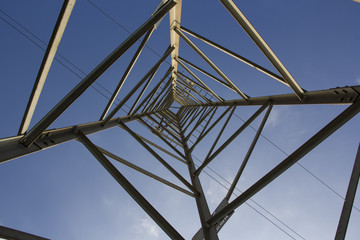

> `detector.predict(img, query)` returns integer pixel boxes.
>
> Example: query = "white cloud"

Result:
[206,181,227,204]
[356,77,360,84]
[267,107,281,127]
[132,218,159,239]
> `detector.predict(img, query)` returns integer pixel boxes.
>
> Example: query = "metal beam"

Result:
[118,120,197,194]
[177,119,219,240]
[75,129,185,240]
[138,118,187,160]
[20,0,176,147]
[176,73,212,103]
[174,27,249,101]
[135,66,173,114]
[0,225,49,240]
[0,111,157,164]
[19,0,76,135]
[207,99,360,226]
[103,45,175,124]
[179,26,287,86]
[201,107,236,173]
[178,56,235,91]
[335,143,360,240]
[128,61,160,115]
[187,86,360,107]
[225,105,272,200]
[194,103,269,175]
[134,131,186,164]
[100,27,155,120]
[219,0,305,99]
[176,58,223,102]
[169,0,182,87]
[97,146,194,197]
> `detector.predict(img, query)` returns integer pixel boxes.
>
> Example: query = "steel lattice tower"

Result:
[1,0,359,239]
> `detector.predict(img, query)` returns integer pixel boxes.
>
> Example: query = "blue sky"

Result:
[0,0,359,239]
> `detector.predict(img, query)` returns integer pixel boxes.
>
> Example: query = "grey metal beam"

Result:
[194,103,269,176]
[185,107,214,140]
[177,56,235,91]
[195,103,268,175]
[136,67,173,114]
[187,86,360,107]
[100,27,155,120]
[177,72,213,96]
[169,0,182,82]
[103,45,175,124]
[75,129,185,240]
[182,107,207,133]
[138,118,187,160]
[177,119,219,240]
[335,143,360,240]
[207,99,360,226]
[177,82,202,104]
[225,105,272,200]
[219,0,305,99]
[147,78,173,112]
[179,27,287,86]
[19,0,76,135]
[0,225,49,240]
[176,58,223,102]
[0,111,157,164]
[134,131,186,164]
[147,115,182,144]
[202,107,236,171]
[174,28,249,101]
[20,0,176,147]
[176,73,212,103]
[118,120,197,194]
[153,113,181,136]
[97,146,194,197]
[189,107,229,152]
[128,61,160,115]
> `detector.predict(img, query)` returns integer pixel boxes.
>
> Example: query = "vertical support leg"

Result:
[335,143,360,240]
[176,118,219,240]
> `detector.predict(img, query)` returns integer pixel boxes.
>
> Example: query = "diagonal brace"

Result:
[74,129,185,240]
[118,120,198,194]
[207,99,360,226]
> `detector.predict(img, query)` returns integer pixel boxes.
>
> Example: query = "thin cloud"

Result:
[356,77,360,84]
[206,181,227,204]
[133,218,159,239]
[267,108,281,127]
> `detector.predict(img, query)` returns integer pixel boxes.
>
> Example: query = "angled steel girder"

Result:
[174,28,249,101]
[176,116,219,240]
[20,0,176,147]
[335,143,360,240]
[19,0,76,135]
[0,111,159,164]
[178,26,286,86]
[75,129,185,240]
[0,225,49,240]
[207,99,360,226]
[100,26,155,120]
[219,0,305,99]
[187,86,360,107]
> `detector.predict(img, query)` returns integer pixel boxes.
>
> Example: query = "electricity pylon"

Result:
[1,0,359,239]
